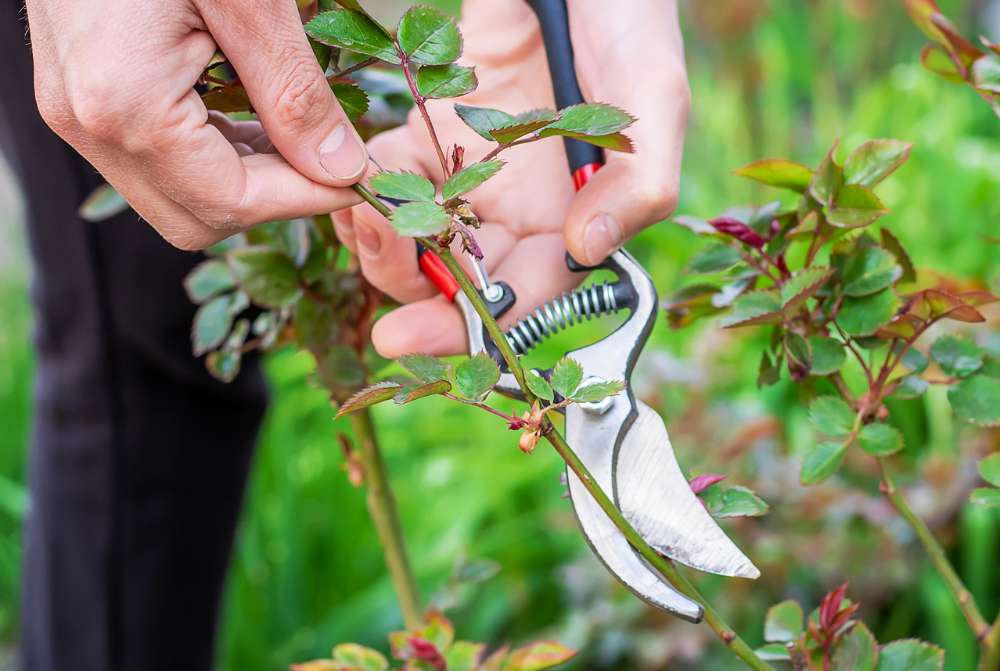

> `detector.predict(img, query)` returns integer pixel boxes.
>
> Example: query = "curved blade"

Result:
[615,402,760,580]
[565,403,703,622]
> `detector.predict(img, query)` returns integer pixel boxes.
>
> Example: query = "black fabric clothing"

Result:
[1,4,269,670]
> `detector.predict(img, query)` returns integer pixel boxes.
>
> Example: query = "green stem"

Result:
[878,458,989,642]
[979,619,1000,671]
[348,409,423,630]
[432,245,773,671]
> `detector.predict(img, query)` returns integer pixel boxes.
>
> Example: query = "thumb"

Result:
[200,1,368,186]
[563,158,680,266]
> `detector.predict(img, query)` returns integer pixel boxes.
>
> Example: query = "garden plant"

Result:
[85,0,1000,669]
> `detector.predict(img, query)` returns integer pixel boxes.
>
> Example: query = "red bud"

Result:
[710,216,766,249]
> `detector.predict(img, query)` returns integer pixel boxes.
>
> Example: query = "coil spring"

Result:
[504,282,621,355]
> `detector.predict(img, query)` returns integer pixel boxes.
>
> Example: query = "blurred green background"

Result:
[1,1,999,669]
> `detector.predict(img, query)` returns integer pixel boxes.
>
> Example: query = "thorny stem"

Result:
[328,56,378,81]
[348,410,423,630]
[398,54,451,178]
[431,244,774,671]
[877,458,989,645]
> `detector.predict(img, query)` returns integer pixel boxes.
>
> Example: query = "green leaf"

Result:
[399,353,450,382]
[858,422,903,456]
[875,639,943,671]
[227,247,302,308]
[78,182,129,222]
[370,171,436,202]
[332,643,389,671]
[809,396,856,437]
[537,130,634,154]
[880,229,917,284]
[782,266,833,309]
[828,184,888,228]
[442,160,504,200]
[192,294,236,355]
[687,244,742,273]
[397,5,462,65]
[294,297,337,353]
[901,347,929,374]
[551,358,584,398]
[571,380,625,403]
[720,290,783,328]
[444,641,486,671]
[842,246,901,297]
[979,453,1000,487]
[970,487,1000,508]
[801,441,848,485]
[831,622,879,671]
[489,109,558,144]
[305,10,399,63]
[893,375,930,400]
[948,375,1000,427]
[930,335,983,378]
[184,259,234,303]
[331,82,369,121]
[315,345,367,397]
[733,159,813,193]
[394,379,451,404]
[755,643,792,661]
[390,201,451,237]
[453,104,515,140]
[526,371,554,402]
[336,381,402,417]
[810,336,846,376]
[709,485,769,518]
[416,64,477,98]
[206,349,241,383]
[452,352,500,400]
[844,139,913,188]
[810,143,844,206]
[764,600,804,643]
[972,54,1000,93]
[542,103,634,136]
[504,641,576,671]
[838,289,900,337]
[784,332,812,370]
[921,44,965,82]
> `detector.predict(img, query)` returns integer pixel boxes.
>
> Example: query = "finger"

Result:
[196,0,368,185]
[564,0,690,265]
[372,233,577,357]
[332,210,357,254]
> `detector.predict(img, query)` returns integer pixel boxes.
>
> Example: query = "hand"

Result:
[26,0,368,250]
[334,0,689,358]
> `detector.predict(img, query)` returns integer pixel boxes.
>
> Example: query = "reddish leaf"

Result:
[408,637,446,671]
[828,601,861,636]
[877,313,923,340]
[690,473,727,494]
[929,13,984,66]
[958,290,1000,307]
[912,289,985,323]
[819,583,849,632]
[711,216,766,249]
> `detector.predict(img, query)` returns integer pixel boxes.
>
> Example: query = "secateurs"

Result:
[414,0,760,622]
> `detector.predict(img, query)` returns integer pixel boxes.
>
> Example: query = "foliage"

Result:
[293,610,574,671]
[756,585,944,671]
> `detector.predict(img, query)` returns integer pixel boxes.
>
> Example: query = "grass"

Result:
[2,2,1000,669]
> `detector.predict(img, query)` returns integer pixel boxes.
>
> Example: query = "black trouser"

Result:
[1,5,269,670]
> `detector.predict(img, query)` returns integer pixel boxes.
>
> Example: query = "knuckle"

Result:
[635,178,679,221]
[270,56,330,130]
[65,74,130,141]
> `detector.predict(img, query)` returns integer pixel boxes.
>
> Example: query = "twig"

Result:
[979,619,1000,671]
[832,320,874,387]
[398,54,450,178]
[328,56,378,81]
[877,458,988,643]
[348,409,423,630]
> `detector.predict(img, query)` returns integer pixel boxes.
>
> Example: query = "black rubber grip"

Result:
[525,0,603,174]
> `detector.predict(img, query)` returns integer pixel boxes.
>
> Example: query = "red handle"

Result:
[572,162,602,191]
[417,246,460,301]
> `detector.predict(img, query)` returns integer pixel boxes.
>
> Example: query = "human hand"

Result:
[26,0,368,250]
[334,0,690,358]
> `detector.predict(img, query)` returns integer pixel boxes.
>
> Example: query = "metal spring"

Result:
[505,282,621,355]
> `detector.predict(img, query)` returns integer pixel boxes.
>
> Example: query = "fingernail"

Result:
[319,123,367,180]
[355,222,381,256]
[583,213,622,265]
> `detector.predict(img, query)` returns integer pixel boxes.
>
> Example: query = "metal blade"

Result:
[615,402,760,580]
[565,403,703,622]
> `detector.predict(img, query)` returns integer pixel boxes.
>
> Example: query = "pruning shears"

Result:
[413,0,759,622]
